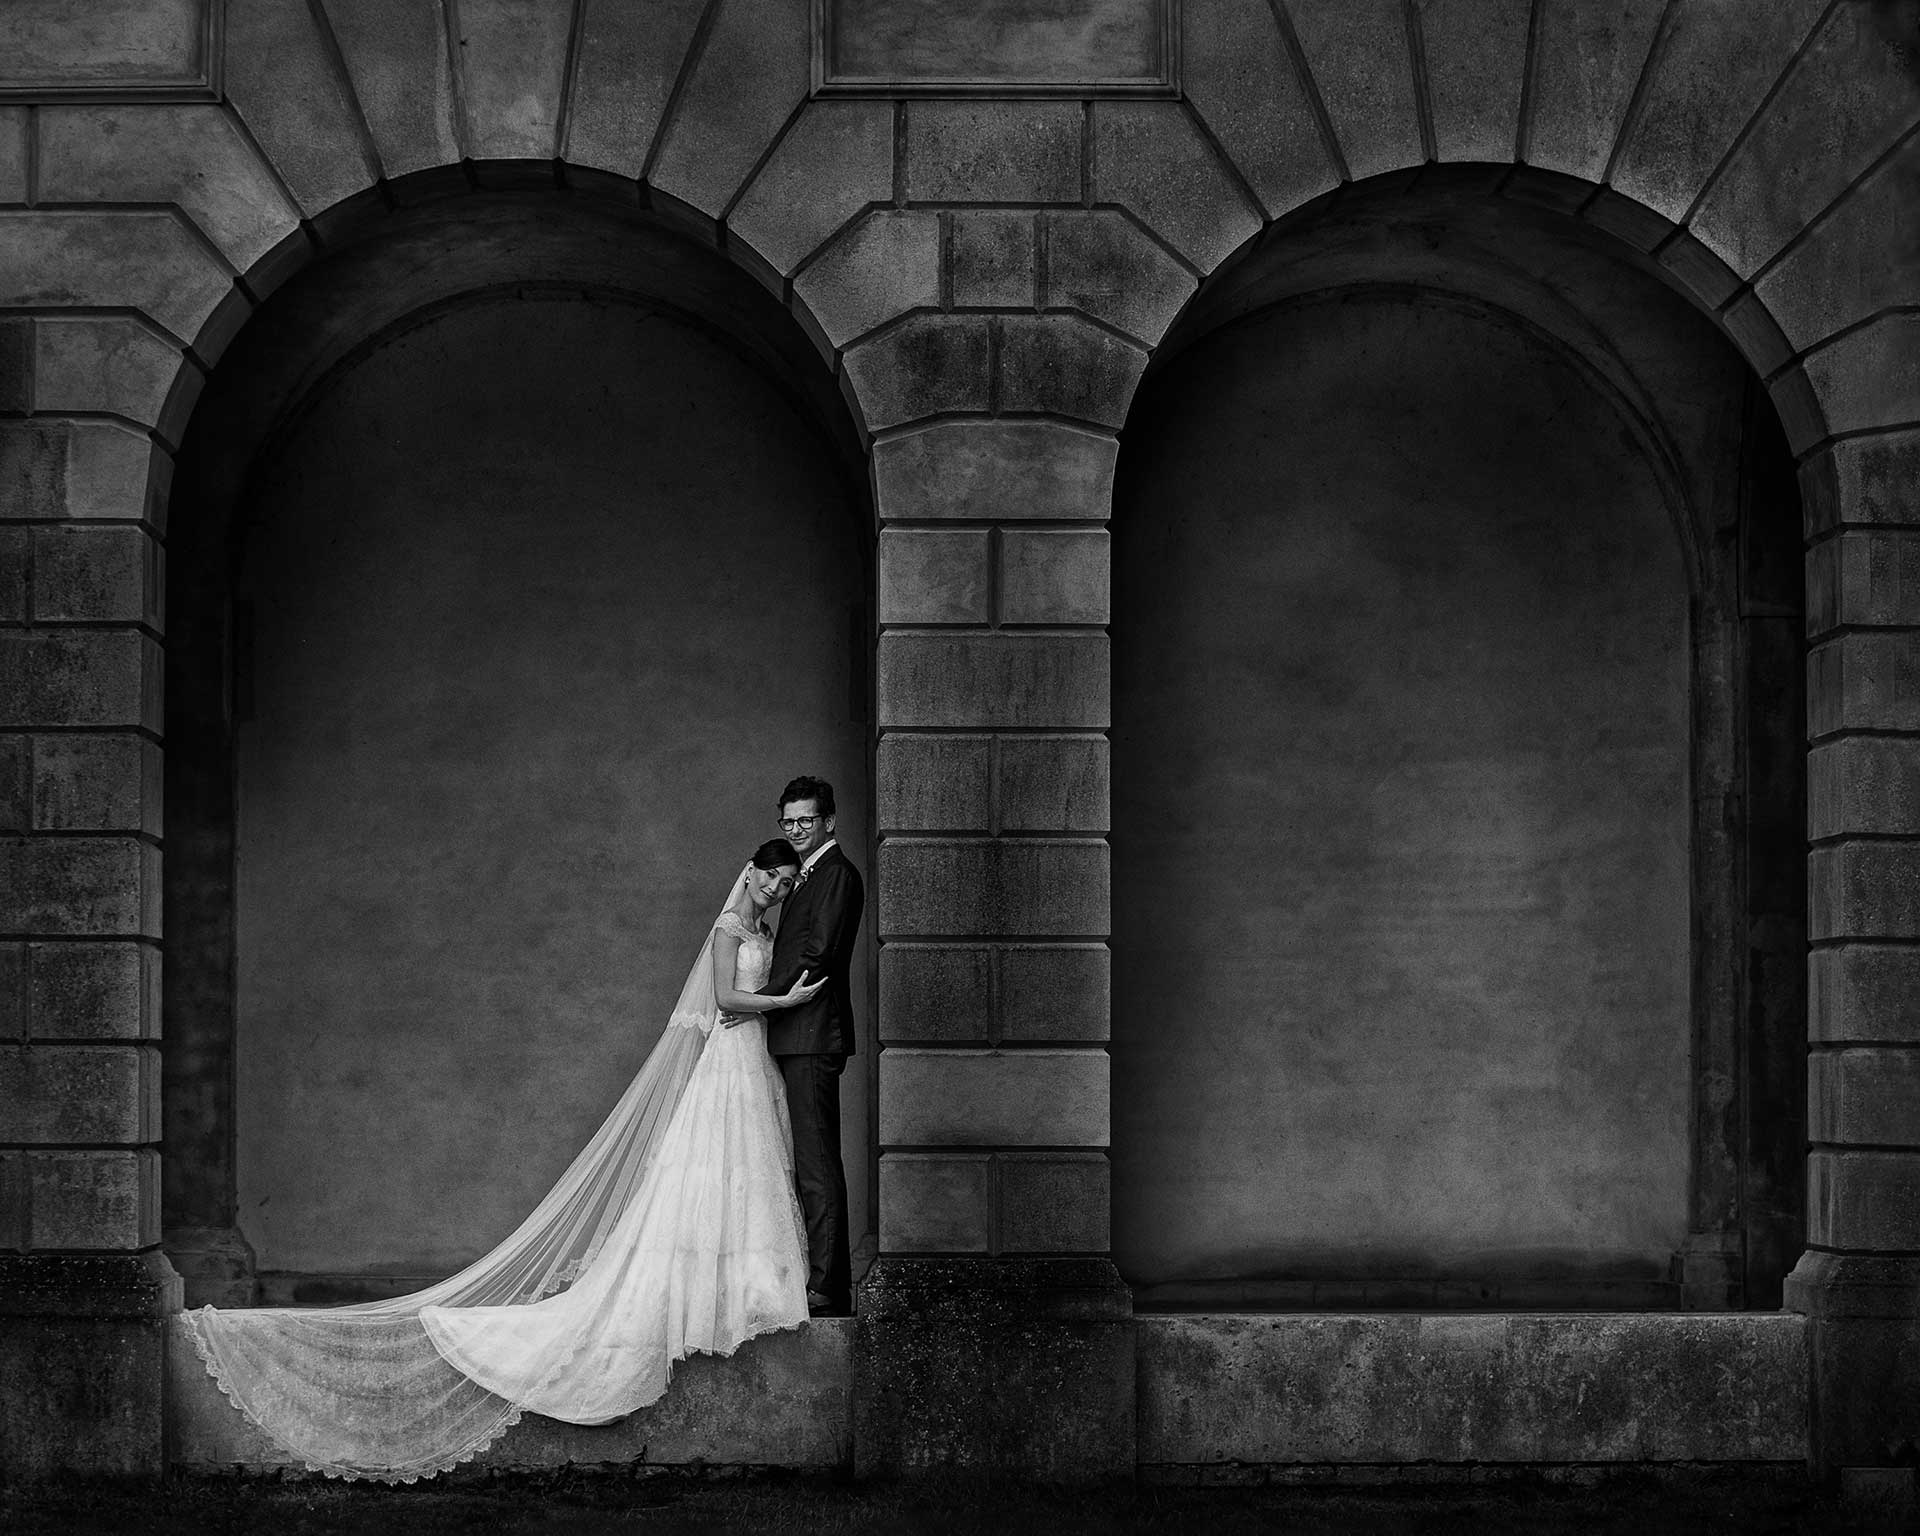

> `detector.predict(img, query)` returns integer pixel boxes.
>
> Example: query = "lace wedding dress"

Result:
[186,888,810,1481]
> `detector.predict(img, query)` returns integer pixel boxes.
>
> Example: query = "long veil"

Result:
[185,869,752,1482]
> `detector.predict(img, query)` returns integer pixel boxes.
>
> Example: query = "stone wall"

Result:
[1,0,1916,1481]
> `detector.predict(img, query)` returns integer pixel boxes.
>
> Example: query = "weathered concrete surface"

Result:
[168,1315,853,1473]
[1137,1313,1807,1466]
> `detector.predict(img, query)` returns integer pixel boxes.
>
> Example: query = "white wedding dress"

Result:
[187,897,810,1481]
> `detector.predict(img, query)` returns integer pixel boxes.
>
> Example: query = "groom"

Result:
[761,774,863,1317]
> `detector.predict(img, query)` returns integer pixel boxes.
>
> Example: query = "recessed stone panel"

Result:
[879,837,1110,936]
[0,0,216,98]
[879,1047,1110,1145]
[825,1,1174,94]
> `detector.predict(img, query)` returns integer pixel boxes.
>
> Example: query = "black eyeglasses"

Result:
[778,815,826,832]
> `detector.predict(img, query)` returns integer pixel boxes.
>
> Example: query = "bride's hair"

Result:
[751,838,800,870]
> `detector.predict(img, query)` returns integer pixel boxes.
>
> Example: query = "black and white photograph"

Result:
[1,1,1917,1531]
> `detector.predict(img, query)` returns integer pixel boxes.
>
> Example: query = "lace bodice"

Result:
[715,911,772,994]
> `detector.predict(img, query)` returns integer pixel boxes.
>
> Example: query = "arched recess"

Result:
[1112,167,1807,1312]
[161,176,876,1305]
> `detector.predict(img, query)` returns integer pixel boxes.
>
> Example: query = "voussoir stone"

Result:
[842,315,990,430]
[31,320,188,440]
[1804,315,1920,439]
[650,0,810,222]
[1042,211,1195,347]
[1419,0,1531,164]
[1181,0,1336,218]
[996,315,1146,428]
[1281,0,1422,181]
[950,210,1037,310]
[0,212,234,345]
[564,0,707,178]
[321,0,461,178]
[454,0,571,160]
[793,211,941,350]
[872,421,1117,522]
[728,102,894,278]
[223,0,379,216]
[1091,102,1261,275]
[1524,0,1668,185]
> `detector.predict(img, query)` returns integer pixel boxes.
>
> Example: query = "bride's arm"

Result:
[711,926,822,1013]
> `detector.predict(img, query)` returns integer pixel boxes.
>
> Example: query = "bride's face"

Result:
[748,865,799,909]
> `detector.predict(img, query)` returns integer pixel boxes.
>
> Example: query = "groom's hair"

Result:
[777,775,835,817]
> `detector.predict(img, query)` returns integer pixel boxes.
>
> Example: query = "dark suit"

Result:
[762,842,863,1308]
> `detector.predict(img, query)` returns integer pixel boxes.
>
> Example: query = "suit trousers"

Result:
[777,1052,851,1309]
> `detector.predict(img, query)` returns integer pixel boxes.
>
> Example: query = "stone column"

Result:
[1786,429,1920,1476]
[0,392,178,1474]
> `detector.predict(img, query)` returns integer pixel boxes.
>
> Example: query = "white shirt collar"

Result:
[801,839,837,873]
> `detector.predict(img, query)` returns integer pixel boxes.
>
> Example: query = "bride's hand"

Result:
[779,970,827,1007]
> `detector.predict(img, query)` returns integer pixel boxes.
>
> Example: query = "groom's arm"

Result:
[763,863,858,996]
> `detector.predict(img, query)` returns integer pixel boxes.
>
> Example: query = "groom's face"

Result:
[780,798,832,857]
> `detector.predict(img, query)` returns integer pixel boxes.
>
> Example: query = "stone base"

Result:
[0,1252,181,1478]
[1785,1252,1920,1473]
[852,1257,1134,1481]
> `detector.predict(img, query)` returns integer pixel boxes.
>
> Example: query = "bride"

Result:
[187,839,828,1481]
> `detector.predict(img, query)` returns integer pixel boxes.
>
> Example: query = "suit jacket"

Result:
[762,842,864,1057]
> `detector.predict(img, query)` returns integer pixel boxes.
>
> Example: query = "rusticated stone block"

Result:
[0,1253,179,1477]
[25,941,159,1041]
[729,102,893,277]
[1611,0,1823,225]
[0,739,22,833]
[1000,944,1110,1042]
[1524,0,1668,184]
[1805,314,1920,438]
[998,735,1109,833]
[1283,0,1421,181]
[996,315,1146,428]
[1805,430,1920,535]
[1810,737,1920,839]
[31,319,187,441]
[0,838,161,939]
[0,107,25,204]
[0,421,163,524]
[873,421,1117,522]
[0,1153,22,1248]
[878,633,1108,729]
[0,529,20,620]
[1810,843,1920,942]
[1091,102,1260,274]
[794,211,941,350]
[30,526,161,627]
[1812,1049,1920,1148]
[563,0,705,178]
[950,210,1036,310]
[1813,945,1920,1043]
[878,944,992,1041]
[879,838,1109,936]
[0,1042,157,1144]
[1691,3,1918,277]
[879,528,991,625]
[1418,0,1531,163]
[0,211,233,351]
[1720,290,1794,379]
[1808,632,1920,737]
[1137,1313,1807,1464]
[877,735,991,832]
[1042,211,1194,346]
[1181,0,1335,218]
[879,1047,1109,1145]
[1808,530,1920,637]
[999,1153,1109,1252]
[224,0,378,216]
[321,0,460,179]
[906,100,1081,203]
[1758,134,1920,353]
[878,1153,991,1252]
[30,736,161,835]
[454,0,571,160]
[842,314,990,430]
[1809,1150,1920,1249]
[0,319,25,410]
[38,106,302,273]
[1000,528,1109,625]
[651,0,809,220]
[1658,232,1741,310]
[0,632,162,730]
[26,1150,158,1249]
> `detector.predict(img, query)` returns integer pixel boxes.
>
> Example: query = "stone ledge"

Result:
[1137,1313,1808,1466]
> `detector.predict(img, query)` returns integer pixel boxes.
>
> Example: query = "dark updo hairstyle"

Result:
[776,775,835,817]
[751,838,800,871]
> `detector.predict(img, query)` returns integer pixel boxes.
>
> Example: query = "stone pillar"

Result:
[1785,430,1920,1475]
[0,397,178,1473]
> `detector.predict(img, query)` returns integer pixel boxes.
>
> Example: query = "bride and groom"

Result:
[187,776,865,1481]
